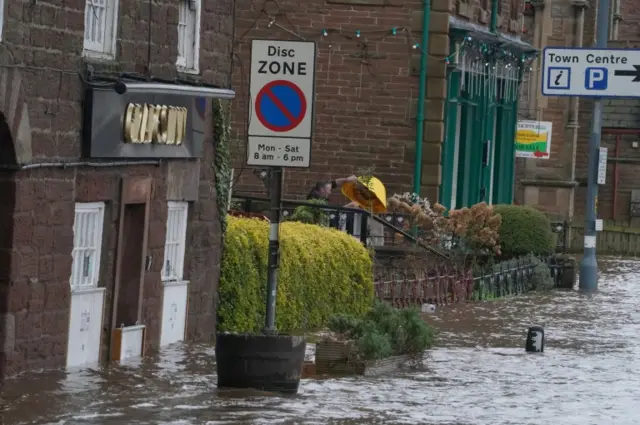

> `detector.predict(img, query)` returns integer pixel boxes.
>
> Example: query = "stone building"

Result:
[516,0,640,223]
[0,0,233,378]
[230,0,534,207]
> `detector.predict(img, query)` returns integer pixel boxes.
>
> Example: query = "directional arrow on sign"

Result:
[614,65,640,82]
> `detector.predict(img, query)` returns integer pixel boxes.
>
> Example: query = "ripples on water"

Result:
[3,258,640,425]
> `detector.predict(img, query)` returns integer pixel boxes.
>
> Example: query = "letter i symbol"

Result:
[554,71,563,86]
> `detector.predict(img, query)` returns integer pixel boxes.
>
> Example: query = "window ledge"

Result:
[83,49,116,62]
[162,279,190,288]
[177,66,200,76]
[70,286,107,295]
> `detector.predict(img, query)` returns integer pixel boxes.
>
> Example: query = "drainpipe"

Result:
[412,0,430,196]
[610,0,620,40]
[490,0,499,32]
[566,1,586,218]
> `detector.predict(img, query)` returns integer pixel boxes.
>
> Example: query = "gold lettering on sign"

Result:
[123,103,188,145]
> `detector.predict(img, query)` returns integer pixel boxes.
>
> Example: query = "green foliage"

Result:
[327,302,436,360]
[493,205,556,258]
[285,199,330,226]
[213,99,232,233]
[528,255,555,291]
[218,216,374,333]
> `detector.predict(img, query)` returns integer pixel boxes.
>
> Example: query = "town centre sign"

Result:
[542,47,640,98]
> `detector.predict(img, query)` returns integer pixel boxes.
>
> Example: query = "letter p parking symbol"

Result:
[585,67,608,91]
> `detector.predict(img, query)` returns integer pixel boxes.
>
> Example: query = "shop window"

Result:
[83,0,119,58]
[162,201,189,282]
[70,203,106,289]
[177,0,201,73]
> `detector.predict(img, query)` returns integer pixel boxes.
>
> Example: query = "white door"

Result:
[67,287,105,367]
[160,281,189,346]
[160,201,190,347]
[66,202,106,369]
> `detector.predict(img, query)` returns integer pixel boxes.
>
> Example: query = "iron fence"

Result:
[375,256,564,307]
[374,267,474,308]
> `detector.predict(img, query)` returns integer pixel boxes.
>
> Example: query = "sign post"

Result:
[248,39,316,332]
[541,0,610,292]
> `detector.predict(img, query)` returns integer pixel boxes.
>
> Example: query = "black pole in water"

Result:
[525,326,545,353]
[264,167,282,334]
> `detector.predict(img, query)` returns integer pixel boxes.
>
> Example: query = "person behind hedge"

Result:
[307,175,359,206]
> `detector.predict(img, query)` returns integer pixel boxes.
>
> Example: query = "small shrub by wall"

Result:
[218,216,374,333]
[493,205,556,258]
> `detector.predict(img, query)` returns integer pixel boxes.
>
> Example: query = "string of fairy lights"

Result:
[264,15,537,72]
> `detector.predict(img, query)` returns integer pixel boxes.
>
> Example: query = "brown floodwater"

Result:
[2,257,640,424]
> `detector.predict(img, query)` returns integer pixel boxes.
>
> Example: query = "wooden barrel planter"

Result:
[215,333,306,394]
[315,340,413,377]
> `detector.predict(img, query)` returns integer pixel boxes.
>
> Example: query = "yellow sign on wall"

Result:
[123,103,188,145]
[515,120,553,159]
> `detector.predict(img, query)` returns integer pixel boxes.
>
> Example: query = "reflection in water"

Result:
[3,258,640,424]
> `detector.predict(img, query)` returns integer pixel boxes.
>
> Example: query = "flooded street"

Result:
[3,257,640,424]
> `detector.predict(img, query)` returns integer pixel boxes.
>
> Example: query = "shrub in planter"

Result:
[218,216,374,333]
[327,302,436,361]
[493,205,556,258]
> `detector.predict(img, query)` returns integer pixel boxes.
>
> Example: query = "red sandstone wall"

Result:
[0,0,232,377]
[230,0,425,199]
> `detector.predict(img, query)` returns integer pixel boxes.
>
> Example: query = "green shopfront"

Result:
[439,23,536,209]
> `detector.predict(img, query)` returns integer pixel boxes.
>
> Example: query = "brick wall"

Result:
[231,0,424,199]
[517,0,640,222]
[0,0,232,377]
[574,1,640,221]
[230,0,524,201]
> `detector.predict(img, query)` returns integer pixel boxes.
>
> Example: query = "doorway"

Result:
[110,178,151,362]
[114,203,146,327]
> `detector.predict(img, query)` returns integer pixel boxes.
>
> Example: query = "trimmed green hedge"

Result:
[493,205,556,257]
[217,216,374,333]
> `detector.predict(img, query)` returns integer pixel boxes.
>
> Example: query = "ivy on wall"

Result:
[213,98,232,233]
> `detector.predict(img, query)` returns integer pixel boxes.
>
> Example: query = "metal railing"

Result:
[232,195,450,260]
[374,267,474,307]
[375,256,566,307]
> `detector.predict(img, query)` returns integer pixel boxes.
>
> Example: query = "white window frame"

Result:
[162,201,189,282]
[83,0,119,59]
[70,202,106,290]
[176,0,201,74]
[0,0,5,42]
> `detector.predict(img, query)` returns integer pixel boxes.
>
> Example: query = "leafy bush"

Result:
[528,255,555,291]
[444,203,502,257]
[327,302,436,360]
[218,216,374,333]
[493,205,556,258]
[386,194,502,260]
[284,198,330,226]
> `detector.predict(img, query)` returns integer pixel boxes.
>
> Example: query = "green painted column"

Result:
[440,69,461,210]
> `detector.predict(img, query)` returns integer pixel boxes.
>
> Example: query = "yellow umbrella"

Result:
[341,176,387,213]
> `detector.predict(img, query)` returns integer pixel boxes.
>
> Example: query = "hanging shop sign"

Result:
[83,87,207,158]
[515,120,553,159]
[123,103,188,145]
